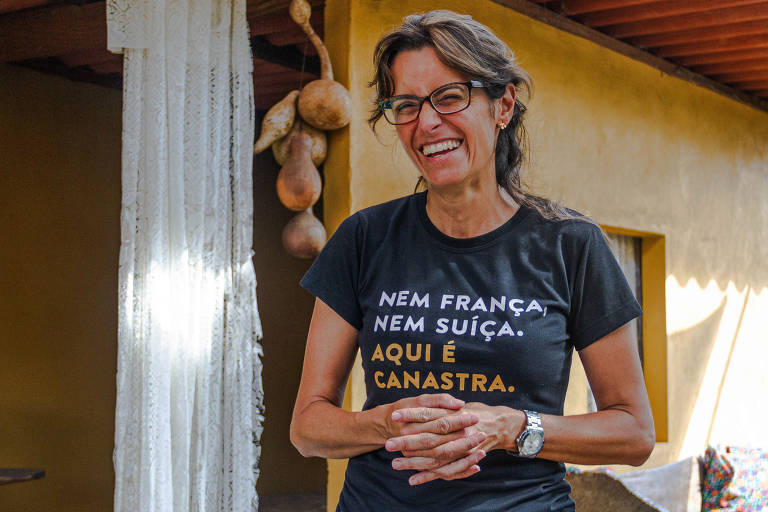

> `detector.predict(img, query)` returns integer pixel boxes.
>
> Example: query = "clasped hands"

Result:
[382,393,519,486]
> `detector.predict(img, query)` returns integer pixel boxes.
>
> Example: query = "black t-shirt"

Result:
[300,191,642,511]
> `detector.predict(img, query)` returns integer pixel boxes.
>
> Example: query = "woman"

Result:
[290,10,654,511]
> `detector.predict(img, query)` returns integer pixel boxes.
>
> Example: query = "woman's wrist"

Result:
[360,403,395,446]
[480,405,526,452]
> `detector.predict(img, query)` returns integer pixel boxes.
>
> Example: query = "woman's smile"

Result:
[420,138,463,157]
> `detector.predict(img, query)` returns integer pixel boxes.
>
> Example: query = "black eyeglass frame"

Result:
[378,80,486,125]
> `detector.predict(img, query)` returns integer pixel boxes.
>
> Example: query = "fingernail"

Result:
[409,476,419,486]
[392,459,402,469]
[474,465,482,473]
[391,411,402,421]
[477,450,487,460]
[475,432,487,442]
[385,439,397,451]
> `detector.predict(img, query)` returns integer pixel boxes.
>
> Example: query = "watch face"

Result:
[519,431,544,456]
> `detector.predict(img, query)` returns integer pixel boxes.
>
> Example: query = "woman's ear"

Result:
[499,83,517,126]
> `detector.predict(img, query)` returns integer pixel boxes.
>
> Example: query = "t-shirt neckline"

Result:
[414,190,532,251]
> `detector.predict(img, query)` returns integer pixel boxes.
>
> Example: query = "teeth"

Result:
[421,139,461,156]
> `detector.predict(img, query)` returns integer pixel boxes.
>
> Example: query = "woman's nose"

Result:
[417,100,442,131]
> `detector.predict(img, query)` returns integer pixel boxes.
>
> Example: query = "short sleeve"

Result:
[567,223,643,351]
[300,214,363,330]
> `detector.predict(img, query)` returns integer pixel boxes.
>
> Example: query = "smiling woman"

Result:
[290,9,654,512]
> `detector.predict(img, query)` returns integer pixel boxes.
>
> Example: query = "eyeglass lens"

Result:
[384,83,471,125]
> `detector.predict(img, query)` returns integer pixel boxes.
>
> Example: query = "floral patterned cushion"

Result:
[702,445,768,511]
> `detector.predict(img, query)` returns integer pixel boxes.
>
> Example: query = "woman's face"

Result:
[389,46,514,191]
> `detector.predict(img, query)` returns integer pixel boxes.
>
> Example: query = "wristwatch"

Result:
[508,410,545,458]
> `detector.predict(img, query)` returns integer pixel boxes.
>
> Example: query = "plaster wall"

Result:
[0,64,326,510]
[322,0,768,507]
[0,63,122,511]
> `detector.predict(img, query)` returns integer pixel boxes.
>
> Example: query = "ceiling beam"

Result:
[559,0,661,16]
[578,0,767,28]
[249,10,322,36]
[675,48,768,66]
[603,3,768,38]
[654,34,768,58]
[15,57,121,88]
[693,57,768,75]
[250,35,320,76]
[0,1,105,63]
[0,0,56,15]
[490,0,768,112]
[712,68,768,81]
[729,79,768,90]
[629,19,768,48]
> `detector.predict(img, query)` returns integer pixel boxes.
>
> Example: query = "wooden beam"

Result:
[654,34,768,58]
[15,58,122,88]
[629,19,768,48]
[578,0,766,28]
[603,3,768,38]
[693,57,768,75]
[675,48,768,66]
[249,10,322,36]
[89,58,123,74]
[490,0,768,112]
[0,0,55,15]
[729,79,768,90]
[0,2,106,63]
[250,35,321,75]
[253,69,315,87]
[253,59,303,74]
[558,0,660,16]
[255,92,292,110]
[711,68,768,81]
[246,0,322,18]
[265,26,324,47]
[58,48,115,67]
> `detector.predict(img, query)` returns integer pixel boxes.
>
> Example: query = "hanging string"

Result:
[298,41,308,90]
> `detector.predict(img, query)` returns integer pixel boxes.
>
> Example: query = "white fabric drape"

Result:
[108,1,264,510]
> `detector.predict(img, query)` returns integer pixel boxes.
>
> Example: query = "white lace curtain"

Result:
[108,1,264,510]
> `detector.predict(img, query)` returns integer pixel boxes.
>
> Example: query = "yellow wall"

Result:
[0,64,122,511]
[322,0,768,507]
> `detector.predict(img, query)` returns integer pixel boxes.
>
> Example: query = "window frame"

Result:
[601,225,668,443]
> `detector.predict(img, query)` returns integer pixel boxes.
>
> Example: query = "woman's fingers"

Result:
[409,465,482,486]
[394,411,479,435]
[385,430,467,453]
[407,450,486,485]
[413,393,466,410]
[400,431,486,459]
[392,393,465,416]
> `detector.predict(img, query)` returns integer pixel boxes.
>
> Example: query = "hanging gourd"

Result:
[253,89,300,154]
[272,118,327,167]
[282,208,327,259]
[276,133,322,211]
[254,0,352,259]
[289,0,352,131]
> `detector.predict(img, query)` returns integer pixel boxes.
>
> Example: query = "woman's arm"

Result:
[535,322,655,465]
[388,322,655,484]
[290,298,481,459]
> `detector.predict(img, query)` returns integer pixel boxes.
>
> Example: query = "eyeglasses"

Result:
[378,80,485,125]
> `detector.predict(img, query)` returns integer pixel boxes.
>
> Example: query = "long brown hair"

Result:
[369,10,581,222]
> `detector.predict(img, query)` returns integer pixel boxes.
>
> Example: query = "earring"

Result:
[498,121,507,130]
